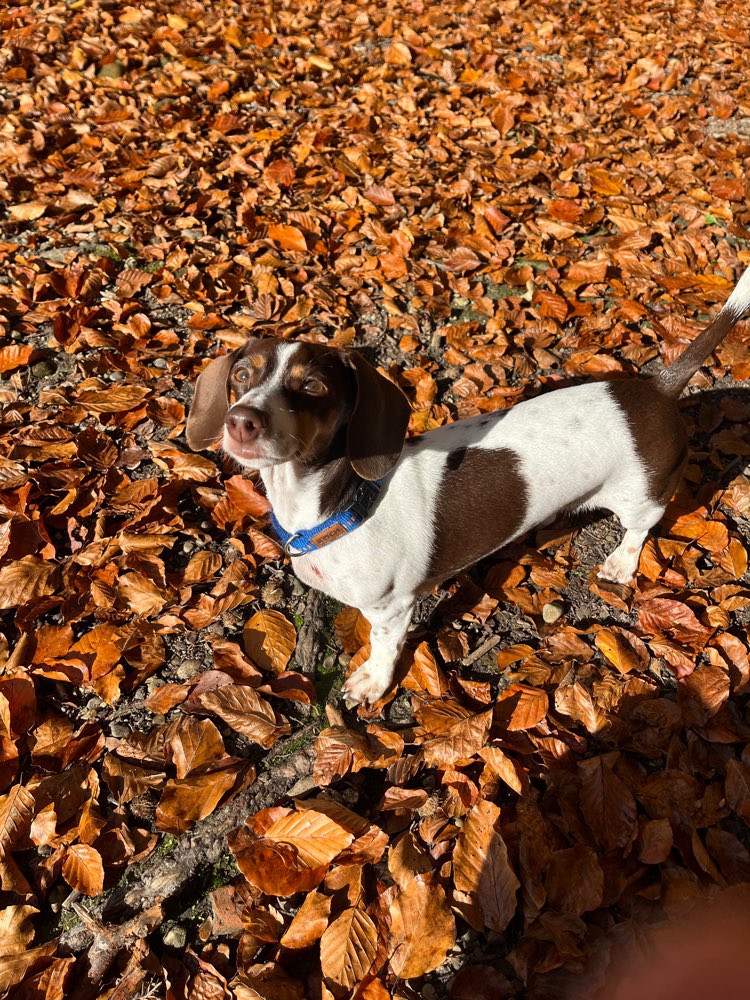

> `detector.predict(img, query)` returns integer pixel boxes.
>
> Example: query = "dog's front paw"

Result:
[598,551,636,586]
[342,662,392,706]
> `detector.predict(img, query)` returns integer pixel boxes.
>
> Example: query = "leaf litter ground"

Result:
[2,0,750,997]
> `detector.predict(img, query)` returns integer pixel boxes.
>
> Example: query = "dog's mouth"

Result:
[222,430,290,468]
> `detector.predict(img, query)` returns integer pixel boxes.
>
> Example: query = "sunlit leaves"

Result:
[243,610,296,674]
[320,908,378,988]
[61,845,104,896]
[3,0,750,995]
[453,801,519,933]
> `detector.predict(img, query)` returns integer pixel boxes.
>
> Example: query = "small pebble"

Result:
[175,658,201,681]
[98,61,124,78]
[291,578,306,597]
[262,581,285,606]
[323,654,336,671]
[542,600,565,624]
[152,358,167,369]
[162,925,187,949]
[109,722,130,738]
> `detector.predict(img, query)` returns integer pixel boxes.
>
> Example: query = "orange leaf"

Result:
[363,184,396,207]
[421,708,493,767]
[320,908,378,988]
[594,626,648,673]
[589,168,623,195]
[62,845,104,896]
[453,799,519,933]
[494,684,548,731]
[638,597,713,646]
[264,799,357,867]
[387,873,456,978]
[267,224,307,252]
[155,764,247,833]
[166,717,225,779]
[0,346,34,374]
[228,826,328,897]
[280,891,331,949]
[402,642,447,698]
[0,557,59,611]
[334,607,370,654]
[76,385,150,413]
[199,685,288,747]
[243,609,296,673]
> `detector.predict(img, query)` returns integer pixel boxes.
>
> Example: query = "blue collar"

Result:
[271,478,383,557]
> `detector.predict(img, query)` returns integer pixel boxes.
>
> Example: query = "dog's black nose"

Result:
[225,405,265,444]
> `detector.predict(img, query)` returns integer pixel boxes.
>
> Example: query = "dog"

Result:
[185,264,750,705]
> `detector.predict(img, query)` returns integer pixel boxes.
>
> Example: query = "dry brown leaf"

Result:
[76,385,151,413]
[243,609,296,674]
[388,831,433,890]
[494,684,548,730]
[280,891,331,949]
[166,717,225,779]
[387,873,456,978]
[453,800,519,932]
[320,907,378,988]
[61,844,104,896]
[578,754,637,851]
[0,557,59,611]
[267,224,307,253]
[422,708,493,767]
[594,626,649,673]
[263,801,355,868]
[0,905,37,957]
[199,685,288,747]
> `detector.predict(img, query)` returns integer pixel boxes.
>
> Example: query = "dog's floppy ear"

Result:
[185,351,238,450]
[344,352,411,480]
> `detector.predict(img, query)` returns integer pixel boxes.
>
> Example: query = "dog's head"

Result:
[185,339,411,480]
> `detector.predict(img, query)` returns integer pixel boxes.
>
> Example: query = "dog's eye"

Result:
[302,377,327,396]
[233,368,250,384]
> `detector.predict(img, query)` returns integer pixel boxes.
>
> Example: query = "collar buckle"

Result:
[282,532,305,557]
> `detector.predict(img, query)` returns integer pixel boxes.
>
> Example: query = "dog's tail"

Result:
[654,262,750,399]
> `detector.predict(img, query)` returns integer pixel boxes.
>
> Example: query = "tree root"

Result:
[58,724,319,988]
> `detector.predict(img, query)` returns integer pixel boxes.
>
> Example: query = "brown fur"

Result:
[425,446,528,587]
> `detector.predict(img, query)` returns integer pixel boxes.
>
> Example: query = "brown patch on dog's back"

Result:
[425,447,528,586]
[607,380,687,500]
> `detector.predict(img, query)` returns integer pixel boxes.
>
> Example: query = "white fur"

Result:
[259,380,654,703]
[725,262,750,319]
